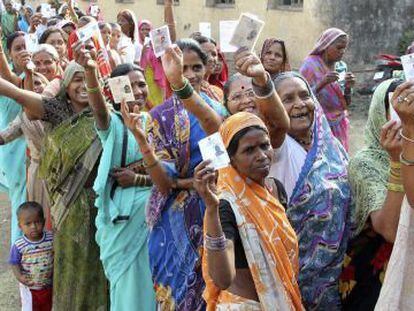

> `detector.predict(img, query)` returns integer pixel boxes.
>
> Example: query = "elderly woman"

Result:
[340,79,405,310]
[195,112,303,310]
[32,44,63,82]
[123,40,223,310]
[0,61,107,309]
[300,28,356,151]
[260,38,291,79]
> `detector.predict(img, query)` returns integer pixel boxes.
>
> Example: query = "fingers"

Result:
[120,99,129,119]
[393,81,414,100]
[194,160,212,176]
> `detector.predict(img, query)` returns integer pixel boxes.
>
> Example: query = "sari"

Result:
[273,72,352,310]
[0,96,27,243]
[203,112,303,311]
[146,93,225,310]
[201,80,224,103]
[94,113,156,310]
[300,28,350,151]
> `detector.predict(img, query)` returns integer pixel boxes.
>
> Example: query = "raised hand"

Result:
[392,81,414,138]
[380,120,402,161]
[193,160,220,208]
[120,100,147,143]
[72,41,96,70]
[161,45,185,89]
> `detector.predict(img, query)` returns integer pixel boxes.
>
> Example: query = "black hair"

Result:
[98,22,111,30]
[223,73,251,109]
[39,27,66,44]
[192,34,213,46]
[176,39,208,66]
[6,31,25,52]
[227,126,267,157]
[17,201,44,221]
[110,63,144,78]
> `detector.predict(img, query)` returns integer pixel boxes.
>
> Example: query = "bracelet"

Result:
[144,158,159,169]
[400,129,414,144]
[86,85,100,94]
[387,182,405,193]
[400,152,414,166]
[171,78,188,92]
[204,234,227,251]
[390,161,402,169]
[133,174,139,186]
[172,79,194,100]
[389,168,402,181]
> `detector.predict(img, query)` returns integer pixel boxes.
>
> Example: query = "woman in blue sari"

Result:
[122,39,223,310]
[270,72,353,310]
[73,41,156,310]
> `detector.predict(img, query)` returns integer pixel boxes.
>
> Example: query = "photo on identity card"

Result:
[198,132,230,170]
[401,53,414,81]
[230,13,264,51]
[108,76,135,104]
[149,25,171,58]
[25,34,38,53]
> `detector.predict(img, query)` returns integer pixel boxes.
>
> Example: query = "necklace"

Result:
[295,131,314,148]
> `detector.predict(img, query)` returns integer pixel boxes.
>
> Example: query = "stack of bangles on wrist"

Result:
[133,174,153,187]
[388,161,404,192]
[171,78,194,100]
[204,234,227,251]
[399,129,414,166]
[86,85,100,94]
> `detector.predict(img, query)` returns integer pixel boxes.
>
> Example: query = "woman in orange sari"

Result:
[194,112,303,310]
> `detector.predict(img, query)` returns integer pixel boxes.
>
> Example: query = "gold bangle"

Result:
[86,85,100,94]
[390,161,402,169]
[400,152,414,166]
[390,167,402,179]
[144,159,159,169]
[387,182,405,193]
[171,78,188,92]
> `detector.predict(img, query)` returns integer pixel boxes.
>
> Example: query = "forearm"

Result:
[253,74,289,148]
[85,68,110,130]
[23,70,34,91]
[0,116,23,144]
[164,1,177,42]
[10,265,23,281]
[68,5,79,24]
[205,206,236,289]
[401,126,414,205]
[176,178,193,190]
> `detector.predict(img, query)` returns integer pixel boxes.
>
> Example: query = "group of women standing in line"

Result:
[1,1,413,310]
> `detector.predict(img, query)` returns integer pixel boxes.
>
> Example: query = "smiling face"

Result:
[126,70,148,111]
[9,35,26,70]
[226,76,258,115]
[100,24,112,46]
[230,128,273,185]
[45,32,67,58]
[200,41,218,77]
[324,36,348,63]
[33,51,58,81]
[262,42,285,75]
[182,49,205,93]
[139,23,151,41]
[275,77,315,139]
[66,72,88,107]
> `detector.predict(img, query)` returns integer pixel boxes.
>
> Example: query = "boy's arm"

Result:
[10,265,33,286]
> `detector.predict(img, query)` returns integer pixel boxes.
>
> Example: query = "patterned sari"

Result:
[147,94,224,310]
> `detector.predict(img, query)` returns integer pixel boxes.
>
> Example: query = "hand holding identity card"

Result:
[230,13,265,51]
[198,132,230,170]
[401,53,414,81]
[150,25,172,58]
[108,76,135,104]
[77,21,100,43]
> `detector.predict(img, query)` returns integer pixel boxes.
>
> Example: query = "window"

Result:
[268,0,303,10]
[206,0,235,8]
[156,0,180,5]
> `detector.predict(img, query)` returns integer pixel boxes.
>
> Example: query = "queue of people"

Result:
[0,1,413,310]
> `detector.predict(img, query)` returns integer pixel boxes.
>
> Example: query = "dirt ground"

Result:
[0,94,371,310]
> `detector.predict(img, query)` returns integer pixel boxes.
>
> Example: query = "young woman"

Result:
[99,22,121,70]
[116,9,142,65]
[195,112,303,310]
[39,27,68,70]
[300,28,356,151]
[260,38,290,79]
[0,61,107,310]
[73,44,156,309]
[122,40,223,310]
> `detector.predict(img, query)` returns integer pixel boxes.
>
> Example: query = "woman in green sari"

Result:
[0,59,107,310]
[74,43,156,309]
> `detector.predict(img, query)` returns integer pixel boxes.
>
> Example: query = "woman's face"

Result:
[325,36,348,63]
[276,77,315,138]
[66,72,88,107]
[33,51,58,81]
[139,23,151,40]
[111,27,122,48]
[231,128,273,184]
[32,75,47,94]
[201,42,218,77]
[117,14,132,37]
[100,24,112,46]
[262,42,284,74]
[226,77,258,115]
[62,25,75,37]
[45,32,67,58]
[127,70,148,111]
[182,49,205,93]
[25,8,33,20]
[10,36,27,70]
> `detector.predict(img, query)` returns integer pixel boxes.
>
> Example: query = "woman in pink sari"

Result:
[300,28,355,151]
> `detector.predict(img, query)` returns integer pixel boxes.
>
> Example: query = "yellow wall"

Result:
[82,0,326,67]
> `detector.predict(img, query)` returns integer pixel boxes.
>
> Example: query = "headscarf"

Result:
[348,79,396,234]
[208,49,229,90]
[310,27,348,55]
[260,38,291,74]
[117,9,139,43]
[203,112,303,311]
[138,19,152,44]
[56,61,85,100]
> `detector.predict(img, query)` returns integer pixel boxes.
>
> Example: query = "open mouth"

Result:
[291,112,308,120]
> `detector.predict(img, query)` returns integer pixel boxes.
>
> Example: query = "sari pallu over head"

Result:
[274,72,353,310]
[203,112,303,311]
